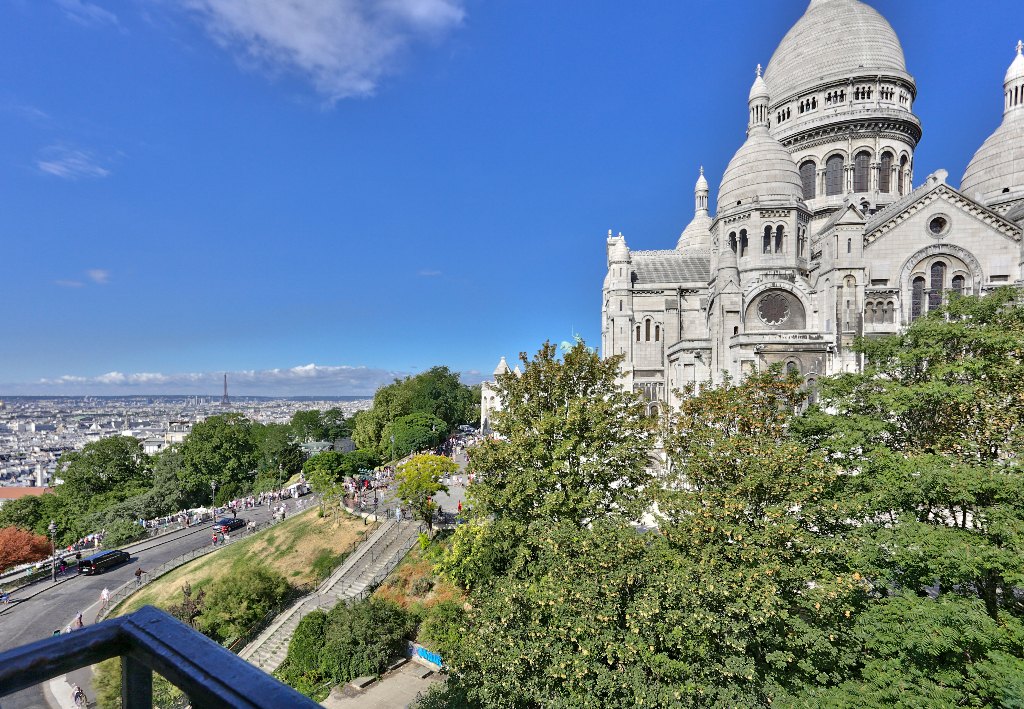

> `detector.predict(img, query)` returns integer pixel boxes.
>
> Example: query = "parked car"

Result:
[212,517,245,533]
[77,549,130,575]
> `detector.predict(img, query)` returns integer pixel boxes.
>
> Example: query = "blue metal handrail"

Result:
[0,606,319,708]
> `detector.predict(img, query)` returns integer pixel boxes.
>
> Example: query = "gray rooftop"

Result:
[632,250,711,284]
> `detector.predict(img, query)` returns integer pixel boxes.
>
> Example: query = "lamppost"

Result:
[211,480,217,508]
[47,520,56,582]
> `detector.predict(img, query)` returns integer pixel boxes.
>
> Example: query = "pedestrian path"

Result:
[240,519,421,674]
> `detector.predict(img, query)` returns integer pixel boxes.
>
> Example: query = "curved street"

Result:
[0,501,283,709]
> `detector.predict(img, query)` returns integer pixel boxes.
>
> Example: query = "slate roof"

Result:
[631,250,711,284]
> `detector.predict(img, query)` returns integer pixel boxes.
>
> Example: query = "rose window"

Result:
[757,292,791,326]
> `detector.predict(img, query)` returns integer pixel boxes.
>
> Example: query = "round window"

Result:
[758,292,791,326]
[928,215,949,236]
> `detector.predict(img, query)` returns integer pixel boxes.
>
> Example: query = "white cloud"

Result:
[179,0,467,102]
[25,363,407,396]
[55,0,119,27]
[37,146,111,179]
[87,269,111,284]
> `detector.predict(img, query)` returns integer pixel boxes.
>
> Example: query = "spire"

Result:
[1005,40,1024,114]
[748,65,770,132]
[694,166,709,215]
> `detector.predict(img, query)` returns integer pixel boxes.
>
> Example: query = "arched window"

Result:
[800,160,816,200]
[952,275,965,295]
[729,232,737,254]
[886,300,895,323]
[798,227,806,257]
[645,319,651,342]
[847,238,852,254]
[635,325,641,341]
[929,262,946,311]
[763,226,772,254]
[853,151,871,192]
[899,155,909,196]
[826,155,845,196]
[879,152,893,193]
[786,361,800,375]
[912,276,925,320]
[775,225,784,253]
[739,230,748,258]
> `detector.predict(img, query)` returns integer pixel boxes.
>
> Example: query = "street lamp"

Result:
[47,520,56,582]
[211,480,217,507]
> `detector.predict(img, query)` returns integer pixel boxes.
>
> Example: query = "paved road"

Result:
[0,501,288,709]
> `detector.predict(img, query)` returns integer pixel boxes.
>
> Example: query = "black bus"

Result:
[77,549,130,575]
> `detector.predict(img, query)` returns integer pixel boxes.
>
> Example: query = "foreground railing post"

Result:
[121,654,153,708]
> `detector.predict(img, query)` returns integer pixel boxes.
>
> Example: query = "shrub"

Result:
[195,562,288,644]
[418,600,465,659]
[318,598,414,683]
[277,598,414,698]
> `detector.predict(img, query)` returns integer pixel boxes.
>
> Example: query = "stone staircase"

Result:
[240,519,421,674]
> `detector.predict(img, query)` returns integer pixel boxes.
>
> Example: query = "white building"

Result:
[602,0,1024,411]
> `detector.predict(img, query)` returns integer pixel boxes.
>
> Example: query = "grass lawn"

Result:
[116,507,375,617]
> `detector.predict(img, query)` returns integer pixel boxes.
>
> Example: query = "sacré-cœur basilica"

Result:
[601,0,1024,412]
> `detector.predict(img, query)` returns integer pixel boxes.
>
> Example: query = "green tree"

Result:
[303,452,347,514]
[178,414,259,506]
[56,436,151,513]
[657,368,863,703]
[467,341,653,528]
[384,412,448,459]
[255,422,304,481]
[395,454,454,529]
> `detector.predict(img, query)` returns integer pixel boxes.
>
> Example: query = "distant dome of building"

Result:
[718,132,804,211]
[960,42,1024,206]
[764,0,908,102]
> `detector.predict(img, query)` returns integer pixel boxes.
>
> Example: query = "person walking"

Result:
[100,587,110,610]
[73,611,84,629]
[134,566,144,587]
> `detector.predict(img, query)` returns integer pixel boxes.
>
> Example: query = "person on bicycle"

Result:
[71,683,86,706]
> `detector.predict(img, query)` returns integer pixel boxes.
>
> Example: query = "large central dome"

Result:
[764,0,909,103]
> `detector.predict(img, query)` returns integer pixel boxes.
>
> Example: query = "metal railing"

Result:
[0,606,319,709]
[97,517,282,622]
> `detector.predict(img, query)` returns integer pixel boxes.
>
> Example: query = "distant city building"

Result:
[0,486,49,508]
[602,1,1024,411]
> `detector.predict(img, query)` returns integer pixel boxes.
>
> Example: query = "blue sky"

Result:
[0,0,1019,395]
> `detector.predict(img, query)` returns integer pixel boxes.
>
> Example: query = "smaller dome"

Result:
[749,72,770,103]
[1006,40,1024,83]
[718,131,804,211]
[608,233,630,263]
[696,166,709,190]
[677,212,712,251]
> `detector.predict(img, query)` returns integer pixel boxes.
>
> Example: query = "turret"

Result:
[748,64,770,133]
[695,166,709,215]
[1004,40,1024,115]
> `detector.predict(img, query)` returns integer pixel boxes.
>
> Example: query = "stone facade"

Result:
[601,0,1024,411]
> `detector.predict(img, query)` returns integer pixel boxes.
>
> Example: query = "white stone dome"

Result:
[1006,44,1024,84]
[718,131,804,211]
[960,113,1024,204]
[764,0,908,102]
[961,44,1024,205]
[677,212,712,251]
